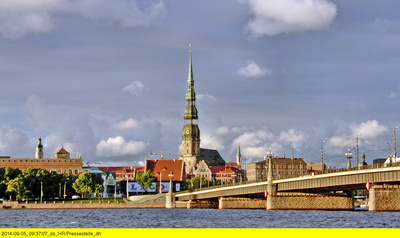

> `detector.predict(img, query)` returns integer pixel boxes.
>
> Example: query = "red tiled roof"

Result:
[56,147,69,154]
[215,167,236,175]
[209,166,225,173]
[225,162,241,170]
[210,165,244,177]
[146,159,184,181]
[98,166,144,174]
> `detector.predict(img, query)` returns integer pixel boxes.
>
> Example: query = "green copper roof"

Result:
[187,49,194,85]
[237,143,241,157]
[184,50,198,120]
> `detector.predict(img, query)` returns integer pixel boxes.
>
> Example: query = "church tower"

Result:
[35,136,43,159]
[236,143,242,168]
[180,47,201,174]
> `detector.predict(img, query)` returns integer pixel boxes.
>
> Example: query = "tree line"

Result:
[0,167,104,201]
[0,166,223,200]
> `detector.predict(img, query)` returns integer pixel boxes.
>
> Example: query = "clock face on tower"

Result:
[186,129,190,135]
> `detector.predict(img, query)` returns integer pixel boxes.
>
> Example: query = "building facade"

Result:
[0,138,82,175]
[97,166,144,182]
[246,157,308,182]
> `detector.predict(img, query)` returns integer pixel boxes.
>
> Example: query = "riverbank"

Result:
[1,194,170,209]
[1,200,166,209]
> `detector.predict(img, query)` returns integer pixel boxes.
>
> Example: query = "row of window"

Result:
[51,169,79,175]
[257,165,306,169]
[273,165,306,169]
[116,174,135,178]
[19,169,80,175]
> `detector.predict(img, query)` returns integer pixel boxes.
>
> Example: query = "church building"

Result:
[179,48,225,174]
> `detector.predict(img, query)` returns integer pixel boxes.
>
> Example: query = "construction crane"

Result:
[149,149,180,160]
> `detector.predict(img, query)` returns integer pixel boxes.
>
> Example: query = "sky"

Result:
[0,0,400,169]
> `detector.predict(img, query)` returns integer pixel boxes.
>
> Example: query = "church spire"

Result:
[181,45,200,158]
[236,143,242,167]
[184,46,198,121]
[187,44,194,86]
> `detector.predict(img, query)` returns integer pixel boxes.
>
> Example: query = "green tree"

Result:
[6,176,24,200]
[92,173,104,198]
[184,176,210,190]
[4,167,78,201]
[60,172,73,198]
[73,171,93,198]
[135,170,156,192]
[73,171,104,198]
[5,167,50,200]
[21,167,49,200]
[0,167,22,199]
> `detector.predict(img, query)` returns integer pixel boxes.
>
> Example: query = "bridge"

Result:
[169,164,400,211]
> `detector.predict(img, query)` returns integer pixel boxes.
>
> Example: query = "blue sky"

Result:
[0,0,399,168]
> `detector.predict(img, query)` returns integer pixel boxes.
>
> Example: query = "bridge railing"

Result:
[175,162,400,195]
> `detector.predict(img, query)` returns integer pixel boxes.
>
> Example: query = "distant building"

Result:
[358,151,368,168]
[0,138,82,175]
[85,166,145,197]
[212,165,244,184]
[136,158,186,193]
[307,162,325,173]
[145,159,186,182]
[383,157,400,166]
[193,160,212,180]
[193,160,245,183]
[246,157,307,182]
[179,49,225,174]
[373,158,387,165]
[98,166,144,182]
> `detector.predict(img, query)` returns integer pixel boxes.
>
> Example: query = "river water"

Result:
[1,209,399,228]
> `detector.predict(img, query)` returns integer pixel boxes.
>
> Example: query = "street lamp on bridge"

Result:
[321,141,325,172]
[394,126,398,165]
[345,149,353,169]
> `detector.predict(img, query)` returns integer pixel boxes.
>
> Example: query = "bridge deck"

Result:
[175,166,400,201]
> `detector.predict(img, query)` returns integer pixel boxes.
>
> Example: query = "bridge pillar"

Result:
[369,184,400,211]
[165,193,175,209]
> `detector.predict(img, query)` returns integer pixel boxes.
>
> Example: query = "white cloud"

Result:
[0,0,166,38]
[96,136,146,156]
[197,94,217,103]
[123,81,145,96]
[237,60,270,78]
[388,85,400,99]
[232,129,277,158]
[240,0,337,37]
[200,133,225,151]
[327,120,388,148]
[349,120,388,139]
[0,125,31,157]
[369,18,400,34]
[389,91,398,98]
[216,126,231,136]
[278,129,308,144]
[234,130,273,147]
[114,118,141,130]
[26,95,98,157]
